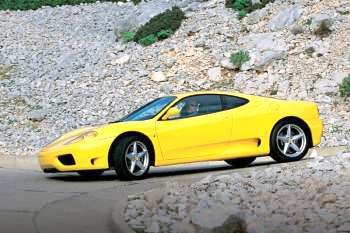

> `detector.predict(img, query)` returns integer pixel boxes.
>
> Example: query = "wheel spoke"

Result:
[137,151,145,158]
[290,142,301,152]
[277,135,288,142]
[286,124,291,138]
[126,153,134,160]
[135,160,145,170]
[132,142,138,154]
[130,161,136,173]
[292,133,304,141]
[283,142,290,154]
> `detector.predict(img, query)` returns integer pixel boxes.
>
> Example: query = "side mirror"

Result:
[162,107,180,120]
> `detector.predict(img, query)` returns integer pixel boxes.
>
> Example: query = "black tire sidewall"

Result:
[113,136,151,180]
[270,120,310,162]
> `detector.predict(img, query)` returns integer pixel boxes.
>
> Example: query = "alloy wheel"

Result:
[276,124,307,158]
[124,141,149,176]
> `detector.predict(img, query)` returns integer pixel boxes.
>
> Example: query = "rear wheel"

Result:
[113,136,151,180]
[225,157,256,168]
[77,170,104,178]
[270,120,310,162]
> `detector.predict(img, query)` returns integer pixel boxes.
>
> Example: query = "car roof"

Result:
[173,90,256,100]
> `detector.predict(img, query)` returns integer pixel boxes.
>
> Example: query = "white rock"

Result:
[207,67,223,81]
[150,71,167,82]
[220,58,235,70]
[146,221,160,233]
[111,54,130,65]
[28,109,48,122]
[269,5,303,31]
[191,201,241,229]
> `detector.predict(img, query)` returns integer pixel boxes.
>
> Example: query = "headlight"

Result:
[64,131,98,145]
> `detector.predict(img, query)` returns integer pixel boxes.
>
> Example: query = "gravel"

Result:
[124,152,350,233]
[0,0,349,157]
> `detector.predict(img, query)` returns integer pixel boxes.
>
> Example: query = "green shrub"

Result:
[121,31,135,43]
[233,0,249,11]
[313,21,332,37]
[133,6,185,42]
[230,51,250,69]
[156,29,174,40]
[225,0,274,19]
[138,34,157,46]
[0,0,141,11]
[340,75,350,97]
[237,10,247,19]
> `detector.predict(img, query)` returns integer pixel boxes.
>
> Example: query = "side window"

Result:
[221,95,248,110]
[173,95,222,119]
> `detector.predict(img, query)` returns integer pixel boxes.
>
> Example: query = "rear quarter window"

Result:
[221,95,248,110]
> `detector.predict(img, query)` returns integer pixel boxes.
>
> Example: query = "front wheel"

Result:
[270,120,310,162]
[113,136,151,180]
[225,157,256,168]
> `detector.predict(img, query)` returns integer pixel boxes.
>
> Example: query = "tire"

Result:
[270,119,310,162]
[112,136,151,180]
[225,157,256,168]
[77,170,104,178]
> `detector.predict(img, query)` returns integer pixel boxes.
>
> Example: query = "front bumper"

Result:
[38,137,114,172]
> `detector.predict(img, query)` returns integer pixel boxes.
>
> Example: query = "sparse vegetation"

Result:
[314,20,332,37]
[0,66,11,79]
[120,31,135,43]
[0,0,140,11]
[230,51,250,69]
[305,47,315,57]
[133,6,185,46]
[156,29,173,40]
[138,34,157,46]
[339,75,350,97]
[225,0,274,19]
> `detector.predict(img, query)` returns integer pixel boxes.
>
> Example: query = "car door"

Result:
[220,95,263,157]
[155,94,233,161]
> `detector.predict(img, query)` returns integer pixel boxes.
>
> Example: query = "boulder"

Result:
[191,201,246,233]
[314,71,347,94]
[207,67,223,81]
[246,8,268,25]
[237,33,287,71]
[150,71,167,82]
[28,109,48,122]
[114,0,202,39]
[269,5,303,31]
[220,57,235,70]
[111,54,130,65]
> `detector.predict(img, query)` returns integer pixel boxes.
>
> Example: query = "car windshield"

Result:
[120,96,176,122]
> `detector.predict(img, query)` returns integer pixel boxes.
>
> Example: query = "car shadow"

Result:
[46,156,311,182]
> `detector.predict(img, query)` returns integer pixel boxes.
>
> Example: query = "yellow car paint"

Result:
[38,91,323,172]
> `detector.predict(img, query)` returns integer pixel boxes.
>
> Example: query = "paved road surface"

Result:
[0,147,346,233]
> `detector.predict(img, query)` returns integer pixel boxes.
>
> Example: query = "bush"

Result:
[0,0,140,11]
[156,29,174,40]
[225,0,274,19]
[340,75,350,97]
[313,21,332,37]
[133,6,185,42]
[138,34,157,46]
[230,51,250,69]
[121,31,135,43]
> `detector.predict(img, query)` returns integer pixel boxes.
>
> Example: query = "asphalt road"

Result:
[0,147,346,233]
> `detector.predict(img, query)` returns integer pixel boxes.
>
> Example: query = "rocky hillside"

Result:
[0,0,349,157]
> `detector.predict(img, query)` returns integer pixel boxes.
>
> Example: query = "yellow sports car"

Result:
[38,91,323,180]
